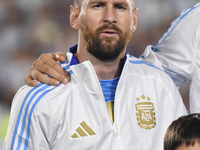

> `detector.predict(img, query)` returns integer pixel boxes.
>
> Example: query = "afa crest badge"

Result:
[135,95,156,129]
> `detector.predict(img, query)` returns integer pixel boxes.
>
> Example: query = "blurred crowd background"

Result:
[0,0,199,148]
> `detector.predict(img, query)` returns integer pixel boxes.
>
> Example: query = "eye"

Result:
[93,3,104,9]
[115,5,126,10]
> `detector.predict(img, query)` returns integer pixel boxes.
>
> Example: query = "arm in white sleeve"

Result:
[190,46,200,113]
[141,4,200,87]
[3,86,52,150]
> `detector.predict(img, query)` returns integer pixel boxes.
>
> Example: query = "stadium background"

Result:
[0,0,199,148]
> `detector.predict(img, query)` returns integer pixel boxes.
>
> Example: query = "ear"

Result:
[70,5,81,29]
[131,8,138,32]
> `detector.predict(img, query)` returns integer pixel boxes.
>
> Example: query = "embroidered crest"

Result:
[135,95,156,129]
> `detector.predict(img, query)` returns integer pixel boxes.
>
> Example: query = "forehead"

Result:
[82,0,133,5]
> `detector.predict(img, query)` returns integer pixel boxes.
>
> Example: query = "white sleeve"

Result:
[3,86,52,150]
[140,45,164,70]
[141,5,200,87]
[190,44,200,113]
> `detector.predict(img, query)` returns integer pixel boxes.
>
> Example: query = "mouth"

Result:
[101,29,118,37]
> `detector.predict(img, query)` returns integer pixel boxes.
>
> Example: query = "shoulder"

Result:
[11,83,75,122]
[173,3,200,28]
[155,3,200,49]
[178,4,200,29]
[127,55,164,73]
[6,83,72,149]
[9,82,76,140]
[126,54,176,87]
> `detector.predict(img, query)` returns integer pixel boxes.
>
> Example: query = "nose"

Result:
[104,5,116,24]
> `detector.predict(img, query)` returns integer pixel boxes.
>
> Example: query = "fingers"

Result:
[49,52,66,63]
[24,76,39,87]
[25,53,71,87]
[25,67,68,86]
[26,69,62,86]
[55,52,67,62]
[41,53,68,77]
[33,56,70,84]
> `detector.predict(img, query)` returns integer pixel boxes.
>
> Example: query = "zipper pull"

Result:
[112,123,118,136]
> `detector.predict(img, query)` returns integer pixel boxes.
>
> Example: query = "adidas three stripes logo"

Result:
[71,121,96,138]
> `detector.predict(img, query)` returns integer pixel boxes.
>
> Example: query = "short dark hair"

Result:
[164,113,200,150]
[74,0,135,9]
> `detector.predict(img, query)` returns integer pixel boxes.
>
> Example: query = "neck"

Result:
[75,39,126,80]
[90,53,125,80]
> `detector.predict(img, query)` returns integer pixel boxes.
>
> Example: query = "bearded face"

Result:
[81,23,132,62]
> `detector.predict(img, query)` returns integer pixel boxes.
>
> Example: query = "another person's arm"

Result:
[141,5,199,87]
[25,52,70,87]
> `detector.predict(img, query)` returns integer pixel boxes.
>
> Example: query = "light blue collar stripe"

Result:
[129,60,163,71]
[10,83,44,150]
[63,65,70,70]
[16,84,51,150]
[155,4,200,50]
[60,62,73,76]
[68,70,73,76]
[23,86,58,150]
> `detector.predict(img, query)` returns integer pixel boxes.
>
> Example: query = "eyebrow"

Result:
[113,2,129,8]
[89,1,106,5]
[89,0,130,7]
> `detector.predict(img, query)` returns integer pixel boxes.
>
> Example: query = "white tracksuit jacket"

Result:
[140,2,200,113]
[4,52,187,150]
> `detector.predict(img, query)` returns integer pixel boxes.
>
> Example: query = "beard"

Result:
[81,23,132,62]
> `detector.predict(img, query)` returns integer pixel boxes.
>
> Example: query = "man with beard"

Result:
[3,0,187,149]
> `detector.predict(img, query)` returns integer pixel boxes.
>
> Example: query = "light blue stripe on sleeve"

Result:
[16,84,51,150]
[23,86,57,150]
[155,4,200,50]
[11,83,43,150]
